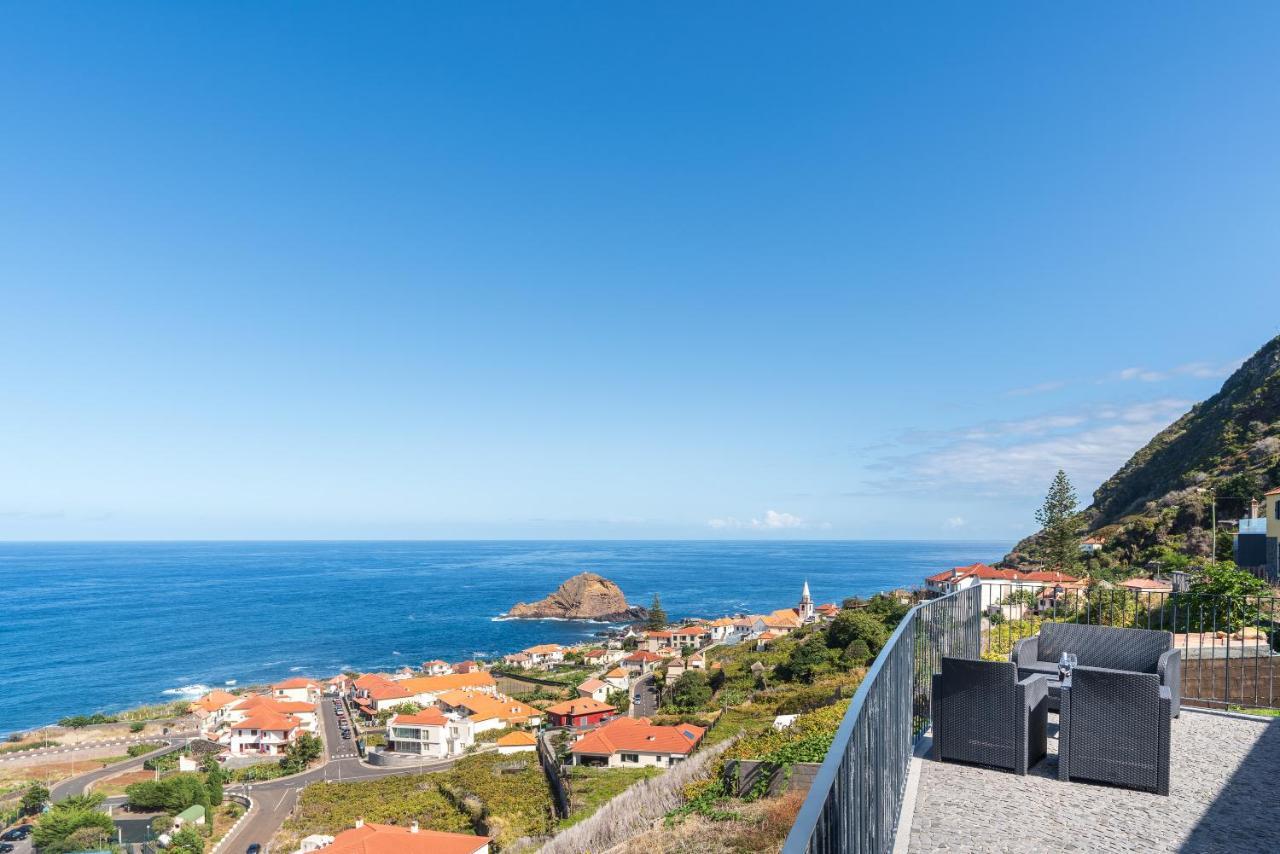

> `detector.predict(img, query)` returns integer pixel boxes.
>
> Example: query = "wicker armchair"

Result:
[1013,623,1181,717]
[1058,665,1171,795]
[932,657,1048,775]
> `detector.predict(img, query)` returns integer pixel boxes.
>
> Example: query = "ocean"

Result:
[0,539,1006,734]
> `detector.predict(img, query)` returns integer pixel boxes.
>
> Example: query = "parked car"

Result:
[246,844,262,854]
[2,827,32,842]
[1,841,17,852]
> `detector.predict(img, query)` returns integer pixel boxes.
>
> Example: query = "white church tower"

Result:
[799,580,815,622]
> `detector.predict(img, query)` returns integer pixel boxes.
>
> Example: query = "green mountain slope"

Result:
[1012,334,1280,566]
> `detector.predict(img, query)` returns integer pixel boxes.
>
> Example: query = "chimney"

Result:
[410,822,419,834]
[355,819,364,829]
[1251,499,1260,519]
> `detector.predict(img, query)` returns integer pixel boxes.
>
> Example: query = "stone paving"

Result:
[908,709,1280,853]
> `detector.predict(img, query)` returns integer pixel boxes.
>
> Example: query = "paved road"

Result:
[217,697,459,854]
[0,732,196,765]
[631,673,658,718]
[49,738,190,801]
[320,696,358,760]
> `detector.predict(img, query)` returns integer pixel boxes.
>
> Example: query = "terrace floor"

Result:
[906,708,1280,853]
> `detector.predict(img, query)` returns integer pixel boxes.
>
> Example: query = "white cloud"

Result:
[707,509,819,531]
[1117,359,1242,383]
[867,398,1192,498]
[943,516,966,529]
[1005,380,1067,397]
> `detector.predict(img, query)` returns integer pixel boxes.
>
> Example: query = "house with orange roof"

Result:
[576,678,610,703]
[399,671,497,705]
[223,694,318,732]
[451,661,480,674]
[385,707,474,758]
[642,630,678,654]
[544,697,617,728]
[229,709,302,756]
[569,716,705,768]
[495,731,537,755]
[502,652,533,669]
[299,819,490,854]
[520,643,565,669]
[622,650,664,675]
[188,689,239,732]
[705,617,738,643]
[815,602,841,620]
[272,677,321,704]
[1080,535,1106,554]
[434,690,542,730]
[671,625,708,649]
[603,667,630,692]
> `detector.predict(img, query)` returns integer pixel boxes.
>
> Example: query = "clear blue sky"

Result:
[3,4,1279,541]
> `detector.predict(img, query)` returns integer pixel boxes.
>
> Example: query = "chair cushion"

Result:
[1017,660,1058,678]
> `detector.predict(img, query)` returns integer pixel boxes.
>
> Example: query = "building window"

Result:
[1275,500,1279,521]
[621,753,639,763]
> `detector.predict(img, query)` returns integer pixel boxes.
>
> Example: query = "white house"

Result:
[423,660,452,676]
[385,708,473,758]
[272,678,321,704]
[603,667,630,693]
[228,710,301,756]
[576,678,611,703]
[521,644,565,669]
[570,717,706,768]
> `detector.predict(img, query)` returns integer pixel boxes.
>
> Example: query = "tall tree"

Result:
[645,594,667,630]
[1036,469,1082,572]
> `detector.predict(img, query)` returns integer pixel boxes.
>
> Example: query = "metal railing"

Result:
[782,585,982,854]
[981,583,1280,711]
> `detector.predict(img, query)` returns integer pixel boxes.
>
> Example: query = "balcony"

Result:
[783,584,1280,854]
[905,707,1280,852]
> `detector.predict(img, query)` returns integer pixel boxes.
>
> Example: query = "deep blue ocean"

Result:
[0,540,1006,734]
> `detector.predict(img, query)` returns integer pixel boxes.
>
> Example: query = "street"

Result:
[631,672,658,718]
[49,737,191,802]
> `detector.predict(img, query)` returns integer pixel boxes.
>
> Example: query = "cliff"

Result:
[507,572,647,621]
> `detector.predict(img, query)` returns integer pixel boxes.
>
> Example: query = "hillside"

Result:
[1010,334,1280,567]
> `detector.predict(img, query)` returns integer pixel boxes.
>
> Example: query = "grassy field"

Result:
[281,752,554,851]
[1230,706,1280,717]
[560,766,661,829]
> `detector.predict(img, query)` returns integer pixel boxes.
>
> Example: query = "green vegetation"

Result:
[0,739,59,755]
[130,721,146,733]
[128,741,166,758]
[1035,469,1082,573]
[561,766,661,828]
[645,594,668,630]
[281,732,324,774]
[227,762,292,782]
[21,783,50,815]
[32,793,115,854]
[473,725,521,743]
[126,772,217,814]
[826,609,888,658]
[1230,706,1280,717]
[284,752,554,851]
[670,671,712,711]
[57,713,116,728]
[168,825,206,854]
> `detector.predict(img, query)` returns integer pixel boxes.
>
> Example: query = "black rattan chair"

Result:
[931,657,1048,775]
[1058,665,1171,795]
[1013,623,1181,717]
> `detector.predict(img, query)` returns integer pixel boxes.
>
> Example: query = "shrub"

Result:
[826,610,889,655]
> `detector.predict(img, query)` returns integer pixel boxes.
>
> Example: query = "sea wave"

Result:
[162,684,210,697]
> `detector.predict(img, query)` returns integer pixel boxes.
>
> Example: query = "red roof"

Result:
[272,677,319,690]
[544,697,617,717]
[1020,570,1080,583]
[391,708,448,727]
[1120,578,1173,590]
[927,563,1022,583]
[625,651,663,663]
[1265,487,1280,496]
[325,822,490,854]
[571,716,705,757]
[233,710,300,732]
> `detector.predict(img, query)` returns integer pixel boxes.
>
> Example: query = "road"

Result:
[49,738,191,801]
[0,733,192,765]
[217,696,459,854]
[631,672,658,718]
[319,696,358,760]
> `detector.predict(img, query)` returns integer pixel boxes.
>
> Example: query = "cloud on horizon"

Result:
[708,509,829,531]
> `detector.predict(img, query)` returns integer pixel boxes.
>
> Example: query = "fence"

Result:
[981,583,1280,711]
[781,584,981,854]
[536,732,572,819]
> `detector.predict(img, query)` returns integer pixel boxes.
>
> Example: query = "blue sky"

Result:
[2,4,1279,541]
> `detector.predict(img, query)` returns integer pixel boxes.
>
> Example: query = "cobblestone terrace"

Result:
[908,709,1280,854]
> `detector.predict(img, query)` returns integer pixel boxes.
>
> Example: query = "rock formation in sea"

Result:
[507,572,647,621]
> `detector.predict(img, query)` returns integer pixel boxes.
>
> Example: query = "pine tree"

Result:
[1035,469,1082,572]
[645,593,667,630]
